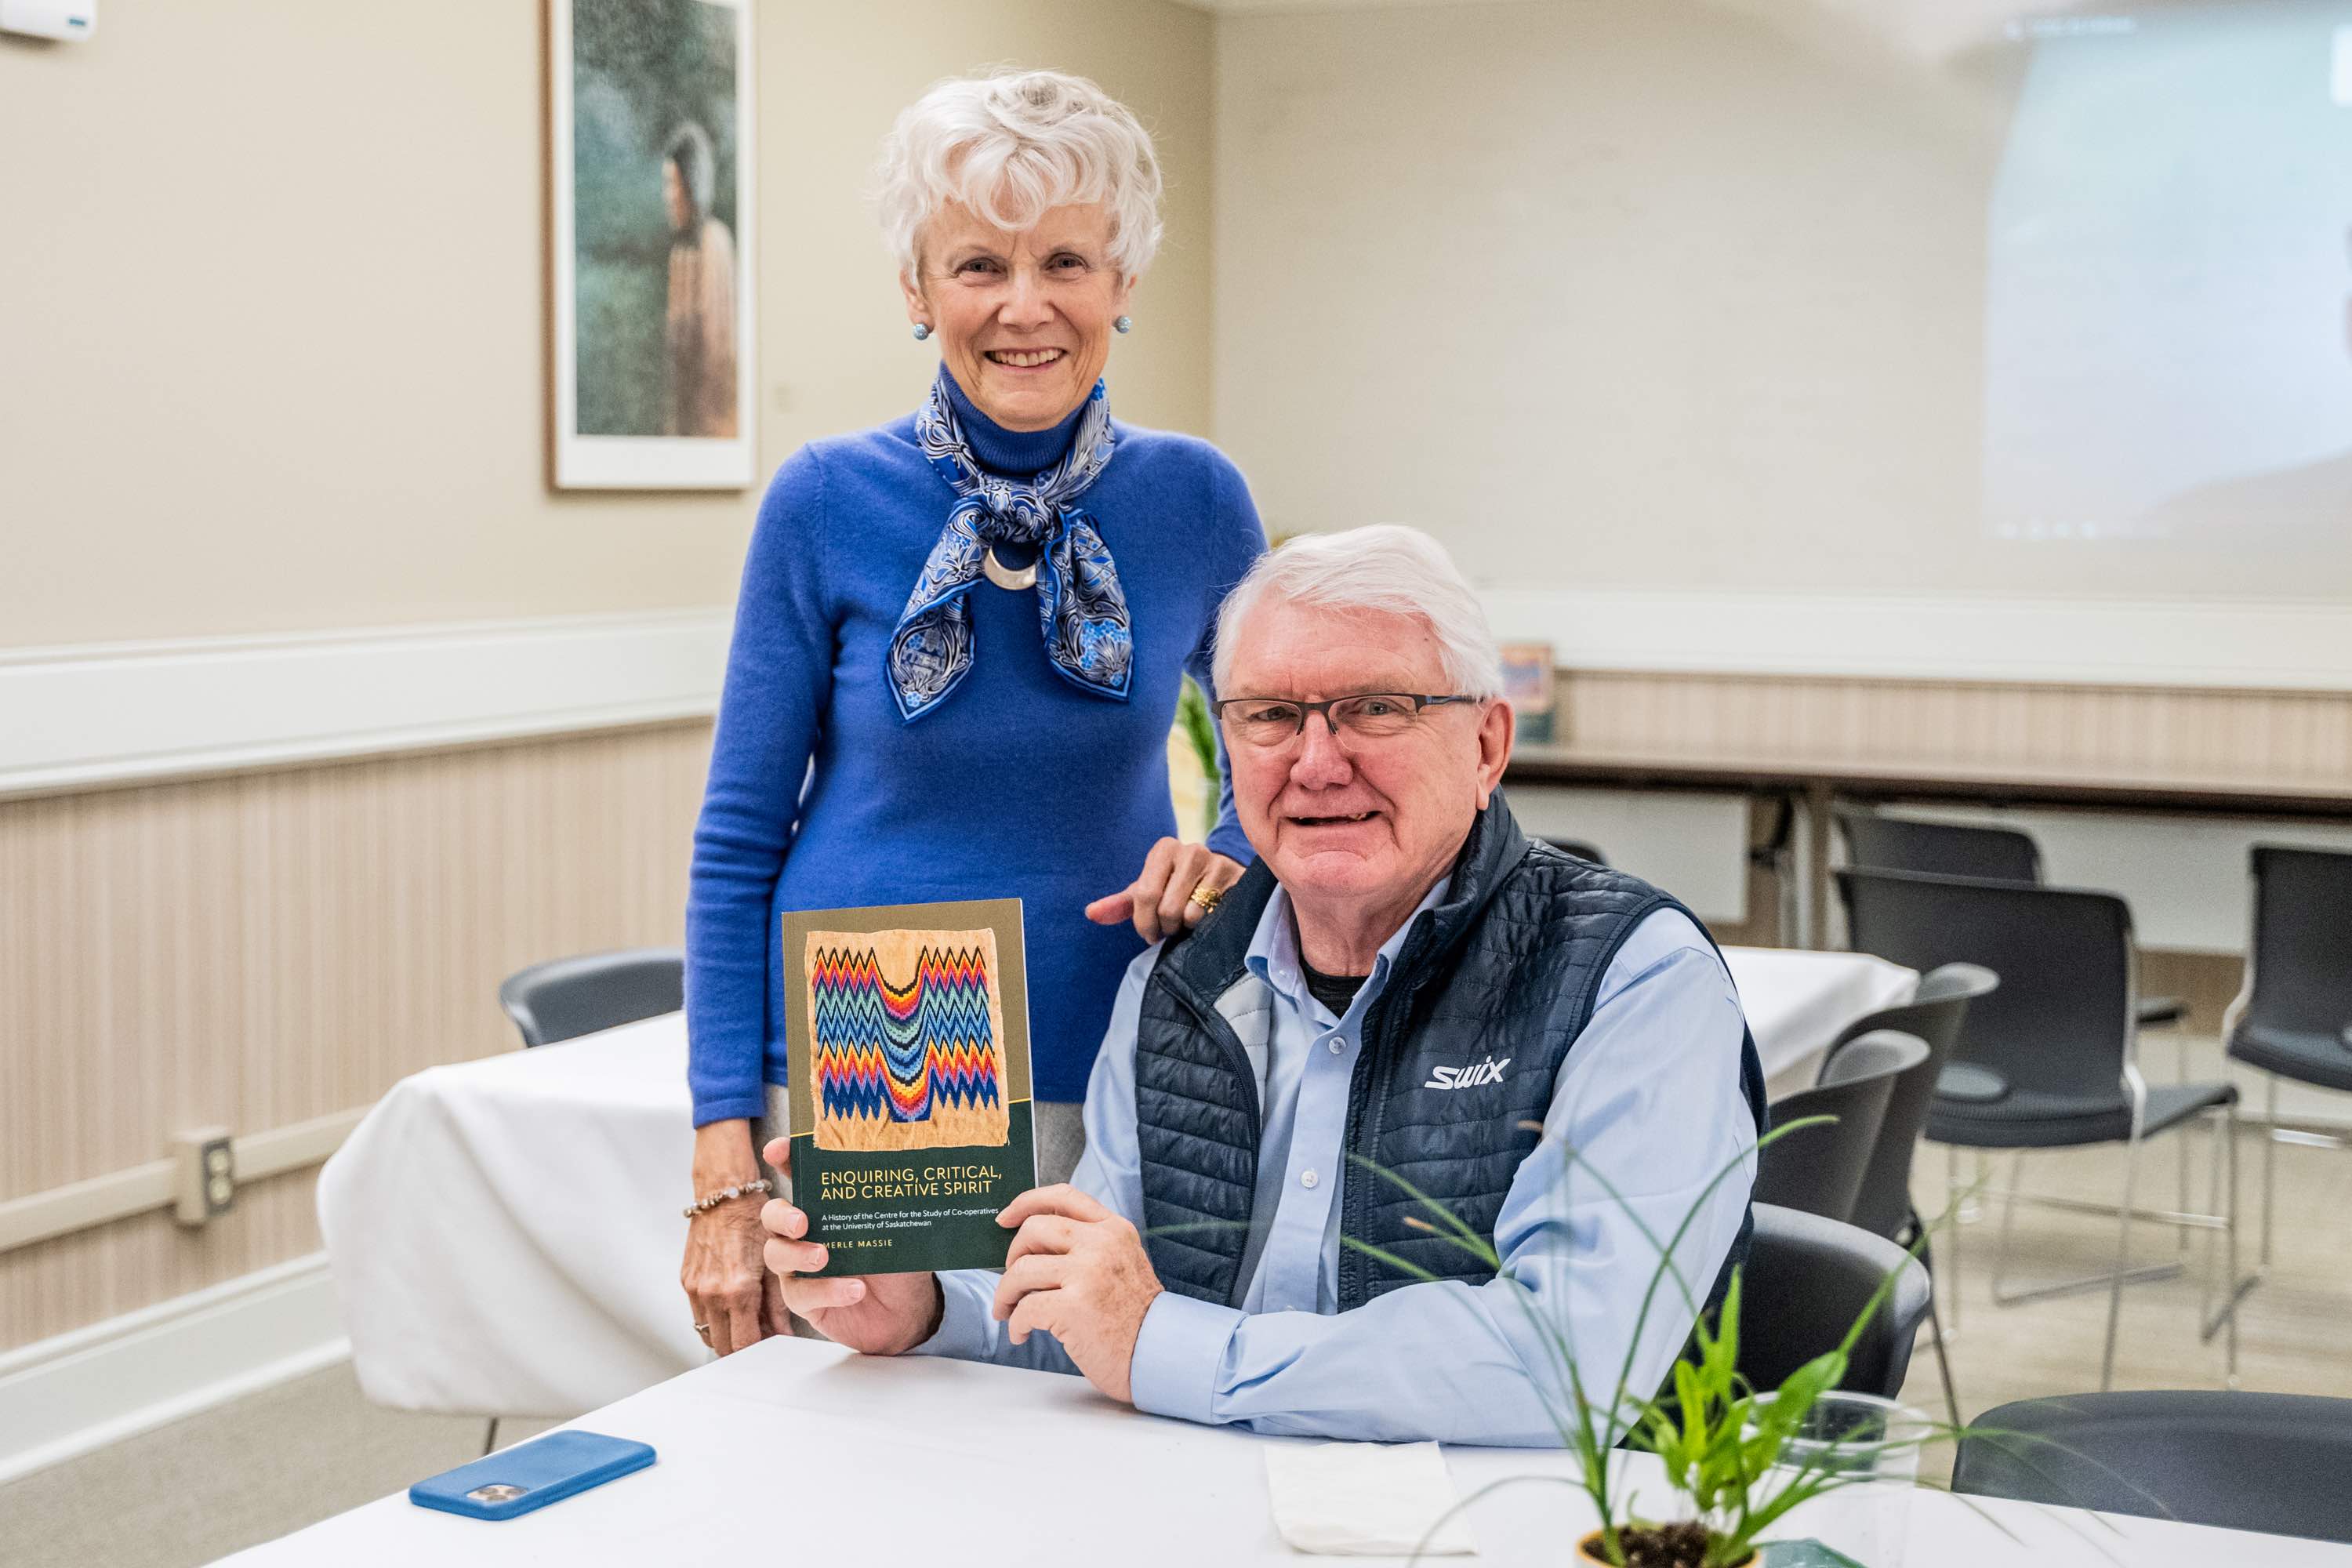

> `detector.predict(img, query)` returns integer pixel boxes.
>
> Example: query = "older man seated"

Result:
[759,525,1764,1444]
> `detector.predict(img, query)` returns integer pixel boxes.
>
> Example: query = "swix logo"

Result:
[1423,1057,1509,1091]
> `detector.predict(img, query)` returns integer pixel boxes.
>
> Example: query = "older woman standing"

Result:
[681,70,1265,1357]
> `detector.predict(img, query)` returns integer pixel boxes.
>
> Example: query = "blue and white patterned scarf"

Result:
[885,371,1132,722]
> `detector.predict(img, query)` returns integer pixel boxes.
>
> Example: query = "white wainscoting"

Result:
[0,1254,348,1485]
[1479,590,2352,692]
[0,610,730,799]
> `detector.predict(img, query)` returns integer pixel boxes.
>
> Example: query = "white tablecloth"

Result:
[318,947,1915,1418]
[220,1335,2351,1567]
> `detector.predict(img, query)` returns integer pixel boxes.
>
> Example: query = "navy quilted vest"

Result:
[1134,793,1766,1312]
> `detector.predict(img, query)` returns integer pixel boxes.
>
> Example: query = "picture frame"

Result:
[1499,641,1559,744]
[547,0,756,489]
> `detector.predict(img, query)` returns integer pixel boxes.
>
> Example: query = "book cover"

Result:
[781,898,1036,1276]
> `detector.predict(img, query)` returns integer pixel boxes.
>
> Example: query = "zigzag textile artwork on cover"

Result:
[807,926,1011,1152]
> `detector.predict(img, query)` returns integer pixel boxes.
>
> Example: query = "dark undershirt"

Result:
[1300,960,1367,1019]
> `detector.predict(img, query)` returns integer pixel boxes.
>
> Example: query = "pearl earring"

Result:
[1113,315,1132,334]
[912,322,931,341]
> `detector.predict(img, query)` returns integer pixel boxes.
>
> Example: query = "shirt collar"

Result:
[1245,875,1454,1024]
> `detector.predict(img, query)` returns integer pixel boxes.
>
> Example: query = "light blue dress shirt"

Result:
[911,880,1756,1446]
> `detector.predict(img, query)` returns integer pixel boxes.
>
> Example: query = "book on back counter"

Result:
[782,898,1037,1276]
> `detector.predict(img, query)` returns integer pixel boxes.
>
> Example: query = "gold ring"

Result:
[1188,883,1224,912]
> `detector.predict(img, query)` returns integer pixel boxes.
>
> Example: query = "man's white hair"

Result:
[877,68,1163,281]
[1211,526,1504,701]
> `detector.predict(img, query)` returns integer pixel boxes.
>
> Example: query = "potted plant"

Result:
[1348,1118,1937,1568]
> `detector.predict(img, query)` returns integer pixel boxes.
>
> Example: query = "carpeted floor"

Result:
[0,1370,556,1567]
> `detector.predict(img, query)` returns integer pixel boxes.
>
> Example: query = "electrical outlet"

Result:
[172,1127,235,1225]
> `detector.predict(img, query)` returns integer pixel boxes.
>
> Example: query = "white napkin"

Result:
[1264,1440,1479,1556]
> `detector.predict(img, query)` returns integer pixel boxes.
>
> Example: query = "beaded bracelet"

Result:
[682,1178,773,1218]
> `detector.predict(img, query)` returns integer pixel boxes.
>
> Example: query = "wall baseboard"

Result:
[0,609,729,800]
[1481,589,2352,692]
[0,1253,349,1486]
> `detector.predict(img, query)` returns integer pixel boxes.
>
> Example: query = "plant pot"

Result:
[1573,1526,1755,1568]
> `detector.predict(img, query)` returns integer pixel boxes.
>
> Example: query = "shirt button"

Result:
[1300,1169,1319,1189]
[1328,1037,1346,1054]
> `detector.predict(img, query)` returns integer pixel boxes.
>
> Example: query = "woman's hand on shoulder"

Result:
[1084,840,1246,944]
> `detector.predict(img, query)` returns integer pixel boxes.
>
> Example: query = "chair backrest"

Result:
[1734,1204,1931,1401]
[1836,868,2134,1104]
[1954,1391,2352,1544]
[1835,806,2042,884]
[498,947,685,1047]
[1538,836,1608,866]
[1819,964,1999,1241]
[1756,1032,1924,1224]
[2239,845,2352,1040]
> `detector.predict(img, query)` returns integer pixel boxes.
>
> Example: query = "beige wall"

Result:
[1210,0,2351,609]
[0,0,1214,1350]
[0,0,1214,649]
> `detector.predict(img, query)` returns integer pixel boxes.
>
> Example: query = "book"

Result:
[781,897,1037,1276]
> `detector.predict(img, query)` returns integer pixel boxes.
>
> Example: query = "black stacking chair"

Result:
[1757,1031,1924,1225]
[1835,805,2039,883]
[1837,867,2249,1391]
[1835,805,2184,1029]
[498,947,684,1047]
[1735,1204,1931,1402]
[1822,971,1994,1428]
[1821,964,1999,1243]
[2223,845,2352,1269]
[1955,1391,2352,1544]
[1538,836,1608,866]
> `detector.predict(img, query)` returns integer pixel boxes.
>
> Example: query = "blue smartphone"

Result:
[408,1430,655,1522]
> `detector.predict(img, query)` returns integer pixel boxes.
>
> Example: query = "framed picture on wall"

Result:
[1498,641,1558,744]
[548,0,755,489]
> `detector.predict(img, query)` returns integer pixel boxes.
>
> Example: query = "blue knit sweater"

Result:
[685,374,1265,1124]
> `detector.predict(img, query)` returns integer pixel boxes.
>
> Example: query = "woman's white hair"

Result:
[1210,526,1504,700]
[876,68,1163,281]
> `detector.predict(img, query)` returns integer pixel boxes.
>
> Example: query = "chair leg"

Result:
[1952,1146,1983,1225]
[2194,1102,2257,1387]
[2176,1032,2192,1253]
[2199,1107,2223,1330]
[482,1416,501,1457]
[1988,1152,2026,1302]
[2100,1128,2143,1392]
[2227,1102,2241,1385]
[1944,1147,1963,1336]
[2263,1076,2278,1269]
[1984,1144,2186,1310]
[1925,1291,1962,1431]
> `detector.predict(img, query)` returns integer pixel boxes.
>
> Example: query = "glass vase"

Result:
[1759,1392,1928,1567]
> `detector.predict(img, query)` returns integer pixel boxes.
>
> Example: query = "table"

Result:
[217,1334,2352,1566]
[318,948,1915,1420]
[1507,742,2352,947]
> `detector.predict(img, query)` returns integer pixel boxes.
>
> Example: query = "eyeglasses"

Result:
[1212,692,1476,748]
